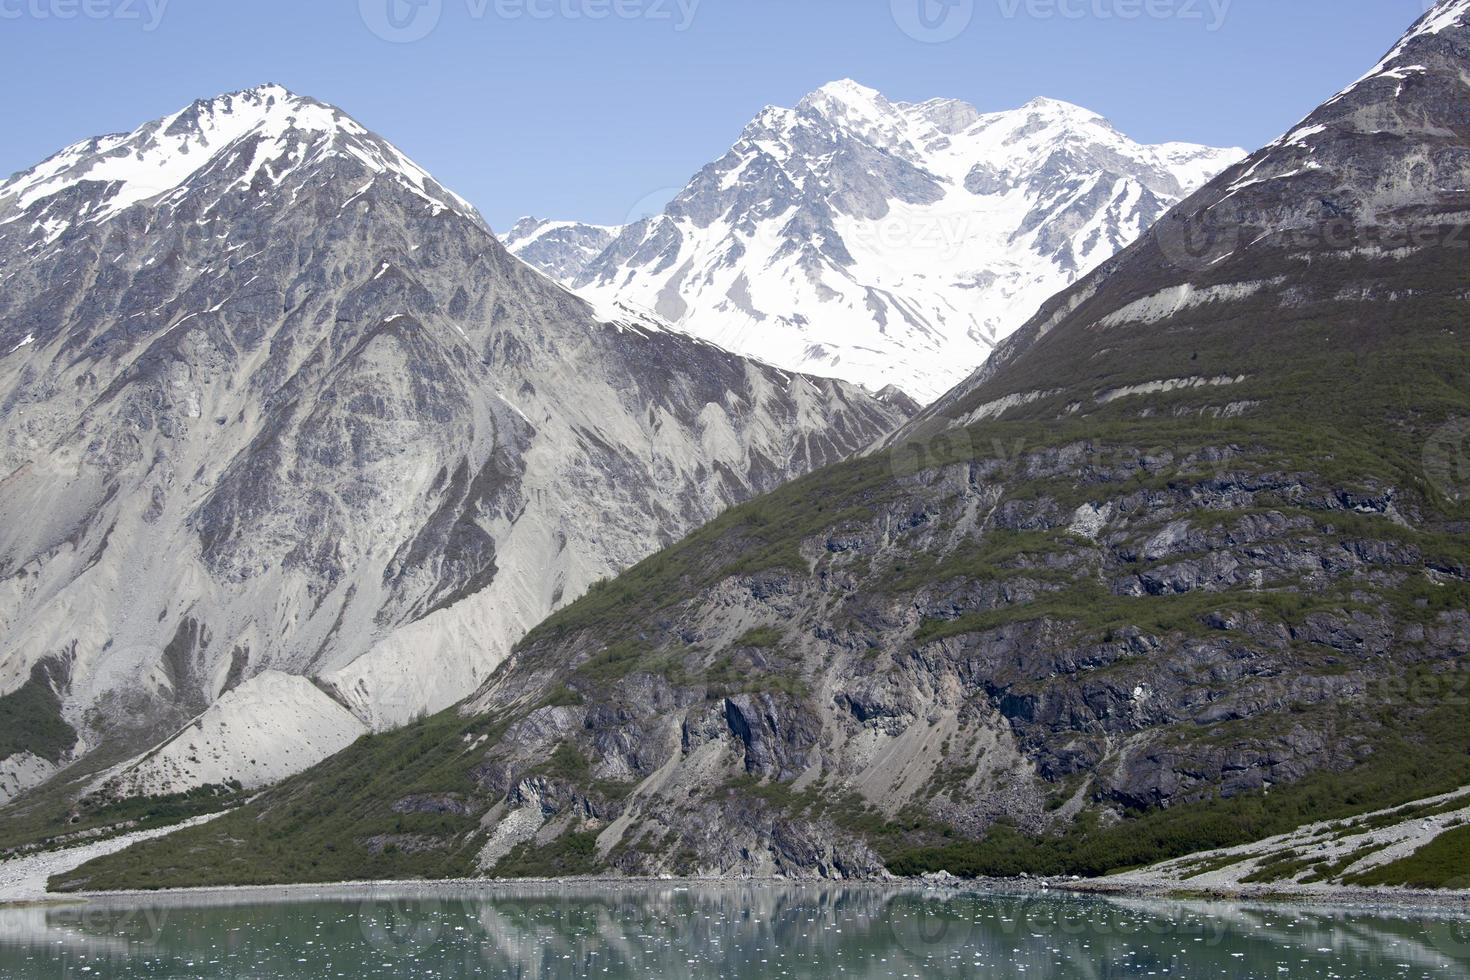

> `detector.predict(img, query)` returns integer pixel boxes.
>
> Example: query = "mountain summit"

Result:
[0,84,480,235]
[510,82,1243,400]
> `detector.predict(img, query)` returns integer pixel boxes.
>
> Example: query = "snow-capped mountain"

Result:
[502,218,622,283]
[510,81,1244,401]
[0,85,905,805]
[0,84,480,235]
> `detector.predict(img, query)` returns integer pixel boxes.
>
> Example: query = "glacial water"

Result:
[0,884,1466,978]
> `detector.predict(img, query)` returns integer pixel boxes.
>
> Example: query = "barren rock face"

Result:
[0,85,906,803]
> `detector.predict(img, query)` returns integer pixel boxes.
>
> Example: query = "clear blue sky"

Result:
[0,0,1430,231]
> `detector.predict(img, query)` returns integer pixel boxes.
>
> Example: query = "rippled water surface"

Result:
[1,885,1467,978]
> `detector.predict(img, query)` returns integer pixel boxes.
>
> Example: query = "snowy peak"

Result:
[1362,0,1470,80]
[807,77,886,104]
[797,79,902,131]
[531,82,1245,400]
[794,80,945,164]
[1018,96,1106,120]
[0,84,481,232]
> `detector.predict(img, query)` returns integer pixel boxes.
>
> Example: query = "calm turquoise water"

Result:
[0,885,1466,978]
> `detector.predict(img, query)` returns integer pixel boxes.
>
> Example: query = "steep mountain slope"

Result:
[0,85,906,808]
[512,82,1243,401]
[902,0,1470,440]
[56,3,1470,889]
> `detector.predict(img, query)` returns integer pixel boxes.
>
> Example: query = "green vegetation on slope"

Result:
[492,832,601,879]
[0,784,246,858]
[51,710,500,892]
[0,660,77,764]
[1347,825,1470,889]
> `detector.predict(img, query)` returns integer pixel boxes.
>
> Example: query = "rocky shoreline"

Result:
[7,808,1468,919]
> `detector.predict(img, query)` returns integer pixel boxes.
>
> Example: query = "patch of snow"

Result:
[1283,124,1327,146]
[1096,375,1246,405]
[1098,280,1284,328]
[961,389,1057,424]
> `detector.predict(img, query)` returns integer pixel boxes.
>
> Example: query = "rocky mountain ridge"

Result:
[0,85,906,809]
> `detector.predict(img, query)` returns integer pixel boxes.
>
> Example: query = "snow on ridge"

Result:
[582,293,675,338]
[1098,279,1285,328]
[795,81,1239,177]
[1341,0,1470,93]
[962,389,1059,424]
[575,286,825,382]
[503,217,622,249]
[0,83,480,228]
[1408,0,1470,44]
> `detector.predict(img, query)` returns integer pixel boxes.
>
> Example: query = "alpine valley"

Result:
[48,2,1470,891]
[508,81,1244,401]
[0,86,908,814]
